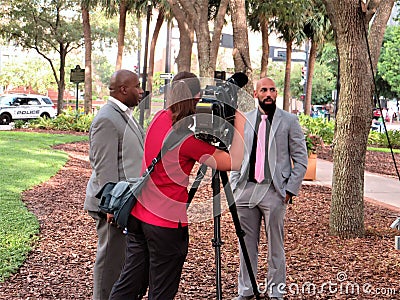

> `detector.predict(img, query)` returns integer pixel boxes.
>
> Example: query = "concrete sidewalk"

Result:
[303,159,400,211]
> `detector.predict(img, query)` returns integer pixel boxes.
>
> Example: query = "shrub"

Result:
[300,114,400,149]
[299,115,334,145]
[368,129,400,149]
[25,107,94,132]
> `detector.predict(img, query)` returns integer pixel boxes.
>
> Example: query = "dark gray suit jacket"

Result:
[85,100,144,212]
[230,107,308,199]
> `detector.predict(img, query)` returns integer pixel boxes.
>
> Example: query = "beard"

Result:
[258,98,276,114]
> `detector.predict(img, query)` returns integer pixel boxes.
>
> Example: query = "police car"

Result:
[0,94,57,125]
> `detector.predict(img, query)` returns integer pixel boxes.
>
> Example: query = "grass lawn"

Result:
[368,146,400,153]
[0,131,88,281]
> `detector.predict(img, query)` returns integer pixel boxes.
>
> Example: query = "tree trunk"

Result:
[210,0,229,72]
[283,40,292,112]
[169,0,194,72]
[82,6,92,115]
[304,39,317,116]
[229,0,253,111]
[57,46,67,115]
[323,0,395,238]
[175,0,228,77]
[260,16,269,78]
[115,0,127,71]
[175,22,194,72]
[148,9,164,99]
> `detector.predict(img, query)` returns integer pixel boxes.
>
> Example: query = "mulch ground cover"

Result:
[0,135,400,299]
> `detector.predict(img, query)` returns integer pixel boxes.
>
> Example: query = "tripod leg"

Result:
[219,171,261,300]
[212,170,223,300]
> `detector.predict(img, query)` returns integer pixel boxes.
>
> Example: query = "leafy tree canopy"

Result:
[0,0,82,56]
[377,25,400,98]
[0,56,55,94]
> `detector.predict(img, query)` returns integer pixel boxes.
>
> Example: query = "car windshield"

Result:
[0,96,14,106]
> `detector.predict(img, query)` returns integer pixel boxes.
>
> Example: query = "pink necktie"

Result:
[255,115,268,183]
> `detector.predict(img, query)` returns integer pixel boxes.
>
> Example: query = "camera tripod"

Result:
[187,164,261,300]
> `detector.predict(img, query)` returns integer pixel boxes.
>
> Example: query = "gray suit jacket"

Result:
[84,100,144,212]
[230,108,308,199]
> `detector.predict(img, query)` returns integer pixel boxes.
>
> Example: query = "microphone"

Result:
[226,72,248,88]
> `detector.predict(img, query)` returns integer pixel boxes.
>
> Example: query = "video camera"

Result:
[194,71,248,148]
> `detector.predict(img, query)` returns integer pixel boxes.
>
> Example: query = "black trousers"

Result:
[109,216,189,300]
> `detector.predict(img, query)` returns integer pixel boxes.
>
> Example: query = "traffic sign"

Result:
[160,73,174,79]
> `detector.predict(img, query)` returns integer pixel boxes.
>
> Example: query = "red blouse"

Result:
[131,110,216,228]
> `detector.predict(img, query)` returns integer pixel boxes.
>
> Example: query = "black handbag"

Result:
[96,129,190,231]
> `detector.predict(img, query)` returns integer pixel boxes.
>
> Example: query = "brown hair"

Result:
[168,72,200,130]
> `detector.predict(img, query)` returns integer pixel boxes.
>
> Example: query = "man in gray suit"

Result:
[231,77,308,300]
[85,69,144,300]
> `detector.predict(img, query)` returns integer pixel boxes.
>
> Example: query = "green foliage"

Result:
[317,42,338,77]
[93,54,115,87]
[272,0,312,44]
[27,108,94,132]
[0,0,83,113]
[0,131,87,281]
[13,120,29,129]
[267,62,286,91]
[299,114,335,145]
[90,8,139,53]
[290,62,335,104]
[368,130,400,149]
[378,25,400,96]
[310,62,336,104]
[300,114,400,150]
[0,57,56,94]
[290,63,304,98]
[0,0,82,58]
[151,72,170,96]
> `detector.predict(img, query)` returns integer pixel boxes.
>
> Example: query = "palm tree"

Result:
[246,1,274,78]
[272,0,311,111]
[101,0,137,70]
[81,0,98,114]
[302,0,332,116]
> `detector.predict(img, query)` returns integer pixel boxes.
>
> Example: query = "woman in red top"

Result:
[110,72,245,300]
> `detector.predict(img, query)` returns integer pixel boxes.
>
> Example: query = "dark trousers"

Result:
[109,216,189,300]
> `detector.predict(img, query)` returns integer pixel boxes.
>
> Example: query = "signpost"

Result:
[70,65,85,113]
[160,73,174,80]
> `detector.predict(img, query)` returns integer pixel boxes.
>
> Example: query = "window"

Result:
[27,98,41,105]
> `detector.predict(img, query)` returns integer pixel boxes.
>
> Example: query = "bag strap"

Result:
[142,129,192,177]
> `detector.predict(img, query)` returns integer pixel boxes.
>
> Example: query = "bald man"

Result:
[230,77,308,300]
[85,70,144,300]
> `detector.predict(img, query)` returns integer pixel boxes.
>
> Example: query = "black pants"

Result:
[109,216,189,300]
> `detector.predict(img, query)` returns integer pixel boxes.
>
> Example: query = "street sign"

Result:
[160,73,174,79]
[70,65,85,83]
